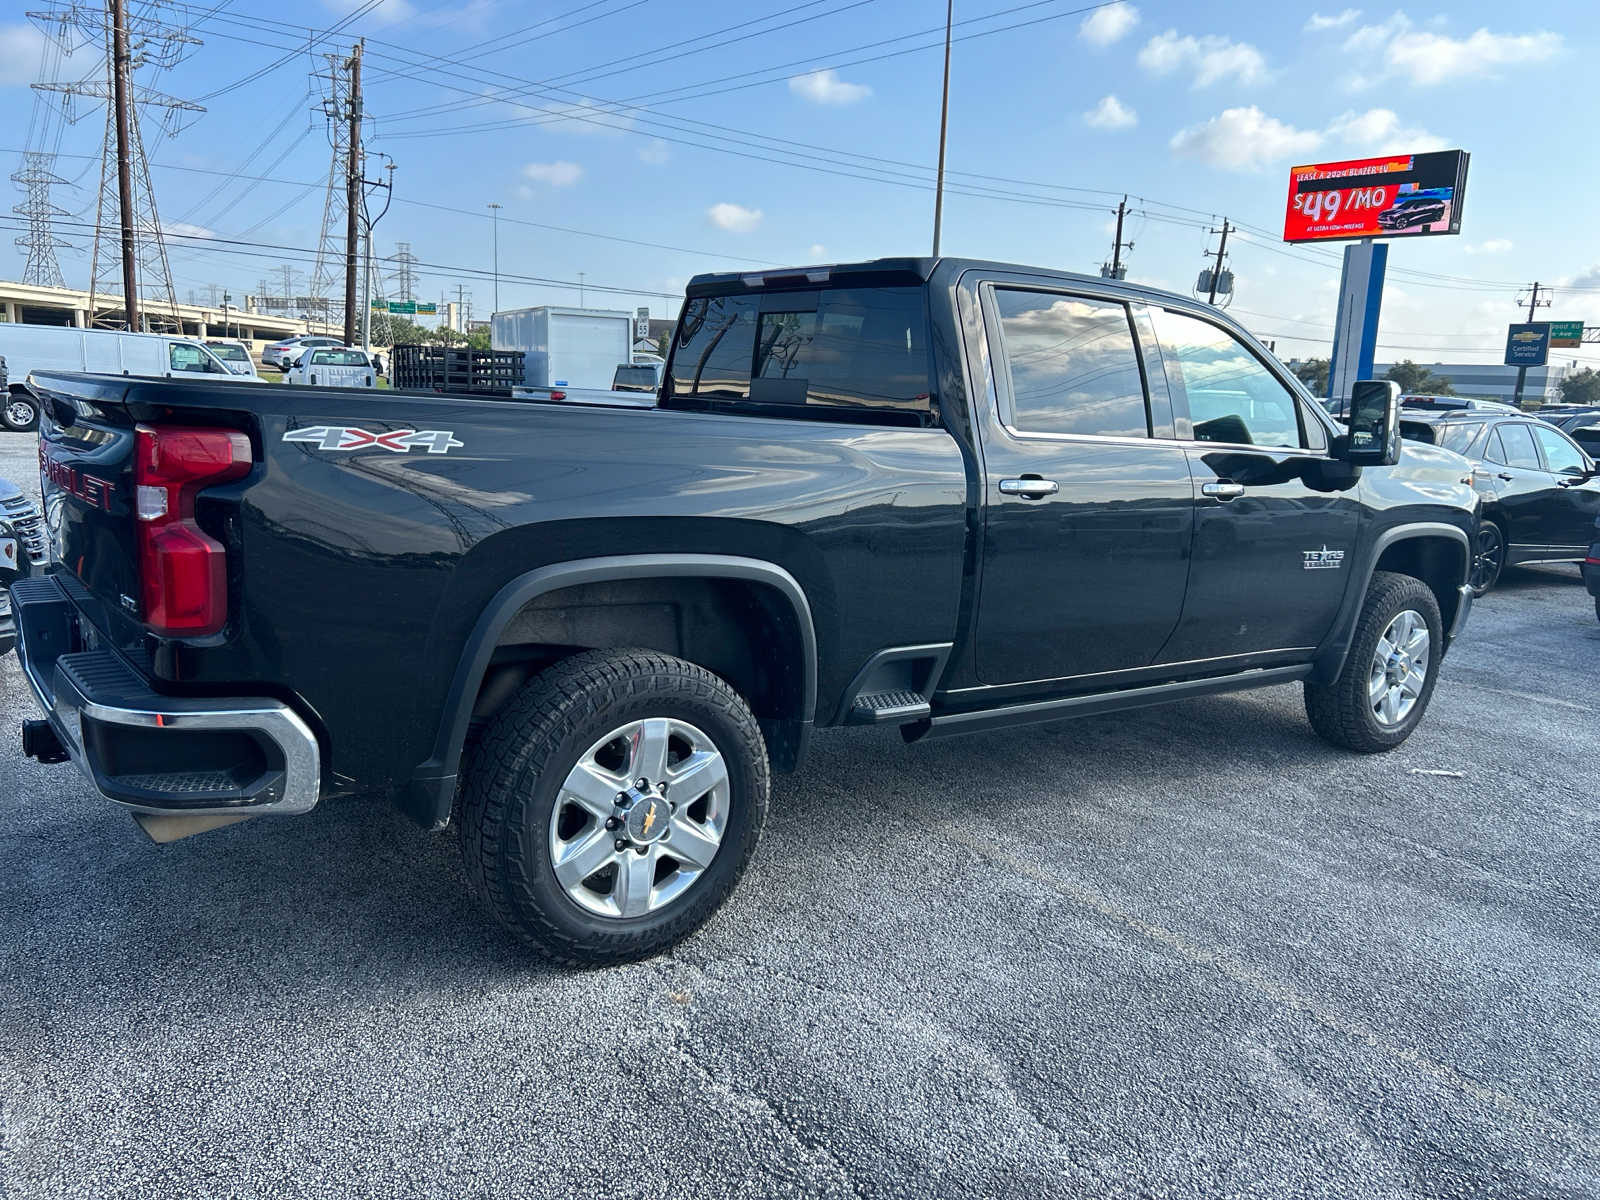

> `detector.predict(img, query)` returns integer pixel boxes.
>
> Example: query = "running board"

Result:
[906,665,1313,741]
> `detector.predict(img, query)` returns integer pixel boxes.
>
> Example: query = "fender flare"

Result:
[401,553,818,829]
[1311,521,1470,684]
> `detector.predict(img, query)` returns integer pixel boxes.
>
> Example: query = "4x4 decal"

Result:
[283,426,463,455]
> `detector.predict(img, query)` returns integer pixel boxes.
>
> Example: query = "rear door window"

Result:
[989,289,1150,438]
[1436,422,1484,455]
[670,287,932,421]
[1497,422,1543,470]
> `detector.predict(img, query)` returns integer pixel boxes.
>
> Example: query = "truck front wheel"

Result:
[2,391,40,432]
[458,649,770,965]
[1304,571,1443,753]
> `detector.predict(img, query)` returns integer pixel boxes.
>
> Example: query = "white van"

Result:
[0,324,237,431]
[284,346,378,389]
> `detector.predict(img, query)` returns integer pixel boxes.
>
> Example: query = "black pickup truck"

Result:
[11,258,1478,963]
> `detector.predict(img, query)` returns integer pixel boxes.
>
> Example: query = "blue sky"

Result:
[2,0,1596,368]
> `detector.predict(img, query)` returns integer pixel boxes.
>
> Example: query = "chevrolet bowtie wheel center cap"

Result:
[623,791,670,845]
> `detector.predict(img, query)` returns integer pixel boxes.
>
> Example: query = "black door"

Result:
[972,284,1195,684]
[1146,307,1360,663]
[1481,422,1556,560]
[1531,423,1600,554]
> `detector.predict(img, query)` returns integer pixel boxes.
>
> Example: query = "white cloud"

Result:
[809,243,827,259]
[1083,94,1137,130]
[637,139,670,165]
[1137,30,1268,87]
[788,69,871,105]
[499,97,634,135]
[517,185,533,199]
[1325,107,1447,152]
[1306,9,1360,31]
[0,24,47,86]
[161,221,216,241]
[522,161,582,187]
[1465,239,1513,255]
[1079,4,1138,46]
[1342,13,1560,86]
[1169,106,1320,171]
[708,202,762,233]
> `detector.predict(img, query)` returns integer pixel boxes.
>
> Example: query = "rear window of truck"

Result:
[667,286,933,424]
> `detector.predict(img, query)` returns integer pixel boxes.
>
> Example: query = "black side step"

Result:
[849,689,932,724]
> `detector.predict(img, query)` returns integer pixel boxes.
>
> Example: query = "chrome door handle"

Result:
[998,477,1059,498]
[1201,481,1246,501]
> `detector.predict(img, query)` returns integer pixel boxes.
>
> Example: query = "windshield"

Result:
[210,344,248,362]
[613,366,658,390]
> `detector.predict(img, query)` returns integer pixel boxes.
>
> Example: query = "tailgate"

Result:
[36,380,142,623]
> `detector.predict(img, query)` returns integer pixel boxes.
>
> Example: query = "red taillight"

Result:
[133,425,251,635]
[550,390,567,401]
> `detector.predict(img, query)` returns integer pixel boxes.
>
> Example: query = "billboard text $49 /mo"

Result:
[1283,150,1469,244]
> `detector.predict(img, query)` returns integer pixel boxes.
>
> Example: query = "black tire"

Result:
[1594,595,1600,625]
[1,390,40,433]
[1468,520,1504,596]
[458,649,769,965]
[1305,571,1443,753]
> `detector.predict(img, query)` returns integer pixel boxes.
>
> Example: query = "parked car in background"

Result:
[284,346,379,388]
[1583,515,1600,623]
[1548,409,1600,455]
[1400,409,1600,593]
[205,339,261,379]
[1377,192,1449,230]
[262,334,343,371]
[1401,394,1520,414]
[0,475,46,657]
[0,325,234,431]
[610,361,661,394]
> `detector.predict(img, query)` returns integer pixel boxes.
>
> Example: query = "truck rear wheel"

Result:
[458,649,769,965]
[1304,571,1443,753]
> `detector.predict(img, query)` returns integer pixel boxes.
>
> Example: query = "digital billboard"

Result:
[1283,150,1469,243]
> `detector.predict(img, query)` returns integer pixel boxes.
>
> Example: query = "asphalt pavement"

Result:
[1,429,1597,1199]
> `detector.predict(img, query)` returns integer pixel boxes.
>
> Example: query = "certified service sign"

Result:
[1504,323,1551,368]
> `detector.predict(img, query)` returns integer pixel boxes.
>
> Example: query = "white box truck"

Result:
[491,307,633,391]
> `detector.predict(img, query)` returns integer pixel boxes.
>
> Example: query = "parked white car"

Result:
[262,334,343,371]
[284,346,379,388]
[205,339,261,379]
[0,324,235,431]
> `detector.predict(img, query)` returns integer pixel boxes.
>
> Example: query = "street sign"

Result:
[635,306,650,339]
[1549,320,1584,348]
[388,300,416,315]
[1504,322,1551,367]
[416,302,437,315]
[1284,149,1469,244]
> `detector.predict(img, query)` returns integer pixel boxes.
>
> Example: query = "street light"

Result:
[578,271,585,307]
[488,201,502,315]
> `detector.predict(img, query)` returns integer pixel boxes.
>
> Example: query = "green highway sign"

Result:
[388,300,416,315]
[416,302,438,315]
[1549,320,1585,348]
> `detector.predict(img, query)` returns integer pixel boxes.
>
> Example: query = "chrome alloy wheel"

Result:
[4,398,36,428]
[1369,609,1431,727]
[547,717,730,919]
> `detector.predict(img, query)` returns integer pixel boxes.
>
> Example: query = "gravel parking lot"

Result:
[1,429,1596,1198]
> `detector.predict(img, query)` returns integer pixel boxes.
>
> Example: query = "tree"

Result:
[1559,366,1600,407]
[465,326,491,350]
[1292,357,1329,396]
[1383,360,1453,395]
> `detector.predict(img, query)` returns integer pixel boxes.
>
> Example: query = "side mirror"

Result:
[1340,379,1401,466]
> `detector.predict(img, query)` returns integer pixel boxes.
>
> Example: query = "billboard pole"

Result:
[1327,237,1387,413]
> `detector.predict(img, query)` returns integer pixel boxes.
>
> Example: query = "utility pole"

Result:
[342,41,363,345]
[930,0,953,257]
[487,201,502,314]
[109,0,139,330]
[1101,196,1132,279]
[360,155,394,353]
[1206,219,1231,306]
[578,272,585,307]
[1512,280,1551,409]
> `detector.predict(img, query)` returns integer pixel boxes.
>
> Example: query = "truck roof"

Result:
[685,256,1218,310]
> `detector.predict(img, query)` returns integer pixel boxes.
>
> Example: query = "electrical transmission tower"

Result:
[11,152,72,288]
[387,241,419,302]
[309,44,363,335]
[29,0,202,330]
